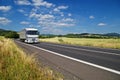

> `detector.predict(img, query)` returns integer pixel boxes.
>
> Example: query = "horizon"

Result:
[0,0,120,34]
[1,28,120,35]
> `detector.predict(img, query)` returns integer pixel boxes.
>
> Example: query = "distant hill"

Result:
[103,33,120,37]
[64,33,120,38]
[0,29,5,31]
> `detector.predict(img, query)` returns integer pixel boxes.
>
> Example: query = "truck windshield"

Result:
[26,31,39,35]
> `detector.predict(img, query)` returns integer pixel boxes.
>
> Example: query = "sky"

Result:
[0,0,120,34]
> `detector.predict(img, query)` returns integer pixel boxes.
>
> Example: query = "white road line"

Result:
[42,42,120,56]
[16,41,120,75]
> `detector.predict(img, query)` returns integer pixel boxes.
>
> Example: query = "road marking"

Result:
[42,42,120,56]
[16,41,120,75]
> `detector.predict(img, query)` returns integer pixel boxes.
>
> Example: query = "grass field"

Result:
[0,37,63,80]
[40,37,120,49]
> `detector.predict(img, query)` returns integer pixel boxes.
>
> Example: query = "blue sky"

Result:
[0,0,120,34]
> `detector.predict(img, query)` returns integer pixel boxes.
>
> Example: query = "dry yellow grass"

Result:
[40,37,120,49]
[0,37,63,80]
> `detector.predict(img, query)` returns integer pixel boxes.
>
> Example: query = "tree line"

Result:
[0,29,19,38]
[39,33,120,39]
[0,28,120,39]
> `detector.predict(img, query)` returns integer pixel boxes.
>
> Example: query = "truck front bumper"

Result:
[25,38,39,43]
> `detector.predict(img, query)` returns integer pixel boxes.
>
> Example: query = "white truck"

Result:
[19,28,39,43]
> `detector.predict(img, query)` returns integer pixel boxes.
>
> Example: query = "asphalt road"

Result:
[15,40,120,80]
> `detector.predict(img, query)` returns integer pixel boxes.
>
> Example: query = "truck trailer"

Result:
[19,28,39,43]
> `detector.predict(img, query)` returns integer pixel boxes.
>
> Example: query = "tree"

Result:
[5,31,19,38]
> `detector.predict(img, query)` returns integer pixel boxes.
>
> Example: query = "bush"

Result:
[58,38,64,43]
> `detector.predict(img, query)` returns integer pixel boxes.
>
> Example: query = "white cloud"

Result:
[68,13,72,16]
[29,11,75,28]
[14,0,31,5]
[18,9,25,13]
[0,6,11,12]
[18,9,28,16]
[20,21,30,25]
[42,27,63,34]
[53,5,68,12]
[32,0,53,8]
[40,14,54,20]
[60,12,64,17]
[89,15,95,19]
[54,22,74,27]
[29,13,40,18]
[53,8,59,12]
[98,23,107,26]
[38,20,75,28]
[29,11,55,20]
[0,17,11,25]
[61,18,74,22]
[28,3,75,34]
[15,0,54,8]
[58,6,68,9]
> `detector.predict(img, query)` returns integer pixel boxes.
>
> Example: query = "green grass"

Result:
[40,37,120,49]
[0,37,63,80]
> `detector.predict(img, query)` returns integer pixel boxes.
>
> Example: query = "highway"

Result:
[15,40,120,80]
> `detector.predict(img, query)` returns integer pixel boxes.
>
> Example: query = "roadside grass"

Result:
[0,37,63,80]
[40,37,120,49]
